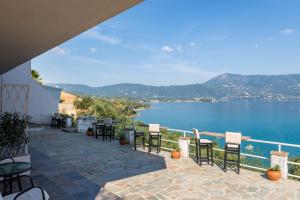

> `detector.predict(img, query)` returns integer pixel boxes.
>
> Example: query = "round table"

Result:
[0,162,32,195]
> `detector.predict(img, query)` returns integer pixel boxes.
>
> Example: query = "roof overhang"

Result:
[0,0,142,75]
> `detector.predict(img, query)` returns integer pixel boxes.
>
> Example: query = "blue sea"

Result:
[136,100,300,157]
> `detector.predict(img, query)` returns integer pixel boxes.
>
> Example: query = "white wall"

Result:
[1,61,60,124]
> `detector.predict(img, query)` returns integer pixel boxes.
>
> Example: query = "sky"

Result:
[32,0,300,86]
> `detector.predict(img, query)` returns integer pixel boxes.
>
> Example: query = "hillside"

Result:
[48,73,300,100]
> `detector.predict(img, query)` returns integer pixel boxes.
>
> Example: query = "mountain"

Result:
[48,73,300,100]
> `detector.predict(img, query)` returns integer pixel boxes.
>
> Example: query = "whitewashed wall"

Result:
[1,61,60,124]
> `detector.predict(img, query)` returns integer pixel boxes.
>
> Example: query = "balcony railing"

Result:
[163,128,300,179]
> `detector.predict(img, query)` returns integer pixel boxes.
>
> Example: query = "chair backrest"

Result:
[103,118,112,125]
[149,124,160,133]
[192,128,200,139]
[0,157,14,165]
[225,132,242,144]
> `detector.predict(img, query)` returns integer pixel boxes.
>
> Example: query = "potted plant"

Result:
[119,132,127,145]
[0,112,30,158]
[171,145,181,159]
[86,127,94,136]
[266,165,281,181]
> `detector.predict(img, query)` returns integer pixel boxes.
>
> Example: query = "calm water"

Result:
[136,100,300,157]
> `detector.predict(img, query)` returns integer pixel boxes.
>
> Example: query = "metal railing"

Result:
[165,128,300,179]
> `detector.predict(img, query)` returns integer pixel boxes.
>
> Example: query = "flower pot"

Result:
[171,150,181,159]
[86,131,94,136]
[266,170,281,181]
[120,139,127,145]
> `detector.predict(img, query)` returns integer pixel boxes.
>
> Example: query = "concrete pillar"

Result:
[270,151,289,179]
[129,130,135,145]
[92,123,96,135]
[125,129,134,145]
[25,126,29,154]
[178,137,191,158]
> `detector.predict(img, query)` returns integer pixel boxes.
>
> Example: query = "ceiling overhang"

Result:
[0,0,142,75]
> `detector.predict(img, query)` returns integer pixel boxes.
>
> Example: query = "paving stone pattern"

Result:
[27,127,300,200]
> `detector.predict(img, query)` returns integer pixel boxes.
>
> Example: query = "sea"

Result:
[136,100,300,158]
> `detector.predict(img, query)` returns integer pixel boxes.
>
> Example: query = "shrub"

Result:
[0,112,31,157]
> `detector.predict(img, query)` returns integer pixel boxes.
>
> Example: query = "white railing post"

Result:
[270,151,288,179]
[278,144,282,152]
[183,131,186,137]
[178,136,190,158]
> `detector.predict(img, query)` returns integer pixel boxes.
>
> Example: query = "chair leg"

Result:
[102,129,105,141]
[237,150,240,174]
[159,135,161,153]
[143,136,145,150]
[17,175,23,191]
[134,136,137,150]
[199,145,202,166]
[157,137,159,154]
[210,144,214,166]
[148,136,151,153]
[195,142,199,164]
[109,129,112,142]
[224,149,227,172]
[206,146,209,164]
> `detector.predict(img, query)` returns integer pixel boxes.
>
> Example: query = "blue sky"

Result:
[32,0,300,86]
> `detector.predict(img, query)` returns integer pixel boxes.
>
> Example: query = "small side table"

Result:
[0,162,32,195]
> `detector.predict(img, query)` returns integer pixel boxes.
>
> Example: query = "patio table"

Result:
[0,162,32,195]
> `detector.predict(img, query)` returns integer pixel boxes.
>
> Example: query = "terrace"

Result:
[26,126,300,200]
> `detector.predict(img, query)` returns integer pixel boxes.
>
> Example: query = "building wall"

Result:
[59,91,78,117]
[1,61,60,124]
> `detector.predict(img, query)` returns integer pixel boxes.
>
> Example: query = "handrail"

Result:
[136,124,300,178]
[165,127,300,179]
[167,128,300,151]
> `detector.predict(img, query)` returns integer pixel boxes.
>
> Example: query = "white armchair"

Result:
[1,187,49,200]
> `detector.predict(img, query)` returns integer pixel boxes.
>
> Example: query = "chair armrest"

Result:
[0,157,14,164]
[13,186,48,200]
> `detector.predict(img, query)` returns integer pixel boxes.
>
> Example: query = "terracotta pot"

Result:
[86,131,94,136]
[120,139,127,145]
[266,170,281,181]
[171,150,181,159]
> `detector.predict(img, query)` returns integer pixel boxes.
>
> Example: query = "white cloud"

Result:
[50,46,69,55]
[176,45,183,51]
[161,45,174,53]
[280,28,296,35]
[254,44,260,48]
[189,41,196,46]
[84,28,121,44]
[89,47,97,53]
[265,37,272,41]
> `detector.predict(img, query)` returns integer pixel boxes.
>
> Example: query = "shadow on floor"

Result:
[27,132,167,200]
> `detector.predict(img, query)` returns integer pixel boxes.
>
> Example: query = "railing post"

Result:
[183,131,186,137]
[278,144,282,152]
[178,136,190,158]
[270,151,288,179]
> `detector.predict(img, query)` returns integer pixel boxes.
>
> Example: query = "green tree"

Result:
[31,69,42,83]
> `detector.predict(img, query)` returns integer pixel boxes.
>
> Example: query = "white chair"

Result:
[148,124,161,154]
[192,129,213,166]
[1,187,49,200]
[224,132,242,174]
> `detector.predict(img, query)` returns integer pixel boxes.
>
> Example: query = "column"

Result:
[270,151,289,179]
[178,137,191,158]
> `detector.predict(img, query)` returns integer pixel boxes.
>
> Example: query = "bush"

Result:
[0,112,30,157]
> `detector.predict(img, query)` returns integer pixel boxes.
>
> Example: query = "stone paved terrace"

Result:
[27,127,300,200]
